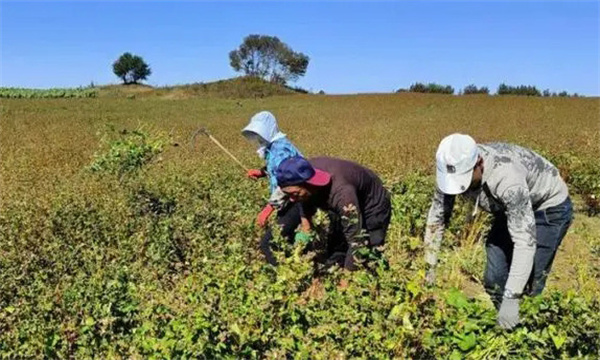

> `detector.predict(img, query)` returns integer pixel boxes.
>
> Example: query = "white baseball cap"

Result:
[435,133,479,195]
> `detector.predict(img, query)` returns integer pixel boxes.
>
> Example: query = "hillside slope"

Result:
[98,76,301,99]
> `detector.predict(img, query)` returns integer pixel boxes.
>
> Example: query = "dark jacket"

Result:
[301,157,392,244]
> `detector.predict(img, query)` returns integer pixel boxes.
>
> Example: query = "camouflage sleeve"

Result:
[500,184,536,295]
[424,188,455,267]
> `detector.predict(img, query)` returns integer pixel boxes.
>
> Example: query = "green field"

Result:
[0,87,98,99]
[1,91,599,358]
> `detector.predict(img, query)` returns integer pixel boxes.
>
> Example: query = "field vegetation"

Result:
[99,77,303,100]
[1,91,599,358]
[0,87,97,99]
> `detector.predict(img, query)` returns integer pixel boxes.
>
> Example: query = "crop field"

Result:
[1,93,599,359]
[0,87,98,99]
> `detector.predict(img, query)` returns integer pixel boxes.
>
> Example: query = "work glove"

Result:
[425,267,436,286]
[294,231,312,246]
[256,204,275,227]
[247,168,266,180]
[497,297,520,330]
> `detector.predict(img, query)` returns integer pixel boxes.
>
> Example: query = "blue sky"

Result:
[1,1,598,95]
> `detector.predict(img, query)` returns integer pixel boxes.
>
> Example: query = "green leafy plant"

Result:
[0,87,97,98]
[537,150,600,215]
[88,127,166,178]
[2,95,599,359]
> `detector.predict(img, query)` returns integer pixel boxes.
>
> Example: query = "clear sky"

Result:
[1,1,599,95]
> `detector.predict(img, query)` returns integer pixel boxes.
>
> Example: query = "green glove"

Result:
[294,231,312,245]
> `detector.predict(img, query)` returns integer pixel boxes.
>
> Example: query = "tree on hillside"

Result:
[112,53,152,85]
[463,84,489,95]
[406,82,454,94]
[229,34,309,85]
[497,83,541,96]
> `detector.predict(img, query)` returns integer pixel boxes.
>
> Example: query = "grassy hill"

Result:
[98,76,302,99]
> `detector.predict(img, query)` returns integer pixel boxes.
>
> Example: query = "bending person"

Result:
[424,133,572,330]
[276,156,392,271]
[242,111,303,265]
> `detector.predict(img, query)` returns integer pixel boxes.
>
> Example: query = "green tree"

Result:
[497,83,541,96]
[112,53,152,85]
[463,84,489,95]
[408,82,454,94]
[497,83,509,95]
[229,34,309,85]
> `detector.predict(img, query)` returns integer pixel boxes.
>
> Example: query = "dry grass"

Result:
[1,93,599,295]
[96,77,298,99]
[2,93,598,196]
[1,92,599,358]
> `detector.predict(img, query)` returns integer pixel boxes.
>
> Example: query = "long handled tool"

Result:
[190,127,249,172]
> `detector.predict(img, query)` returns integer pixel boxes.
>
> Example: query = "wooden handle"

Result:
[206,134,248,171]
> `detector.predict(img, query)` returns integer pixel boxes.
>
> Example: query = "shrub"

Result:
[1,133,599,358]
[88,127,167,178]
[463,84,490,95]
[558,156,600,216]
[2,169,598,358]
[408,82,454,95]
[424,288,600,359]
[497,83,541,96]
[285,85,309,94]
[536,150,600,216]
[0,87,97,99]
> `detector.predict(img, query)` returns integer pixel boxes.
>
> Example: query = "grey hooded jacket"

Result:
[424,143,569,295]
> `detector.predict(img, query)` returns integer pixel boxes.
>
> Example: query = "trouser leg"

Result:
[528,197,573,296]
[484,216,512,309]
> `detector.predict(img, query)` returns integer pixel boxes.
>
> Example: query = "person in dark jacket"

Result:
[276,156,392,270]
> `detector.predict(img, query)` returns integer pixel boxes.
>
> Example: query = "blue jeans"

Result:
[484,197,573,308]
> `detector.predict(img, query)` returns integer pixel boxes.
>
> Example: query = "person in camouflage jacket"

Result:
[424,134,572,330]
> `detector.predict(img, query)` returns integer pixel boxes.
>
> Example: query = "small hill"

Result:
[98,77,302,99]
[98,84,155,97]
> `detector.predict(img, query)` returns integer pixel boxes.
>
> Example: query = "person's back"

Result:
[308,156,390,231]
[478,143,568,211]
[276,156,392,270]
[424,134,573,330]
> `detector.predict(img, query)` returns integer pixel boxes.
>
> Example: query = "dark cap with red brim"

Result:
[276,156,331,188]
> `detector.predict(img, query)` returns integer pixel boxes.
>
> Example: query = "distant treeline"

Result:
[397,82,582,97]
[497,83,580,97]
[397,83,455,95]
